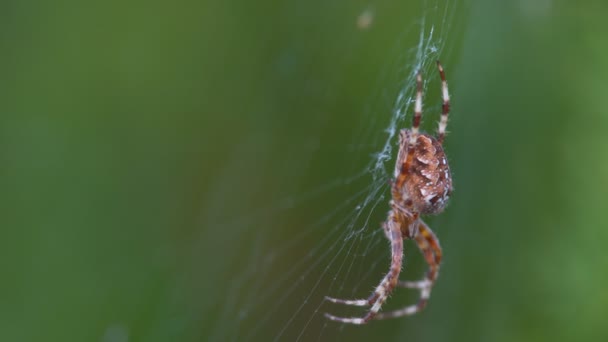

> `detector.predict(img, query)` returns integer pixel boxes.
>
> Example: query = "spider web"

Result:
[183,1,460,341]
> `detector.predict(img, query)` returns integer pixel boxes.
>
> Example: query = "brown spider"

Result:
[325,61,452,324]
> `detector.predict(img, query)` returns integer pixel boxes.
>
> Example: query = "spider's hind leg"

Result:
[324,217,404,324]
[375,220,441,320]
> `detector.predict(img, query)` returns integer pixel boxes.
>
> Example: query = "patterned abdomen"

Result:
[395,129,452,215]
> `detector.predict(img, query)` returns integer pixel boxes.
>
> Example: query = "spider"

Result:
[325,61,452,324]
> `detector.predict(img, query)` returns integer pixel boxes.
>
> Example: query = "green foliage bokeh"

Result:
[1,1,607,341]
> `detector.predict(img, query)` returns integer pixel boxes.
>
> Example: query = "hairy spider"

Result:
[325,61,453,324]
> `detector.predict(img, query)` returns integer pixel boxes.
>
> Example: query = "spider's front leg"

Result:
[375,219,441,320]
[324,211,404,324]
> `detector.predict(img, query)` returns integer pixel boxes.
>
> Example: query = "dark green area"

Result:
[1,0,607,341]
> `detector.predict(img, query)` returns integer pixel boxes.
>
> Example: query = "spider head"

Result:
[395,129,452,215]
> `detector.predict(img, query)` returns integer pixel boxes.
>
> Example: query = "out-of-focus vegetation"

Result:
[1,1,608,341]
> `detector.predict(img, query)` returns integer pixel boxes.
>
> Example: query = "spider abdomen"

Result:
[395,130,452,215]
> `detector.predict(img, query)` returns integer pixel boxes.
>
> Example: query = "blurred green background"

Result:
[2,0,608,341]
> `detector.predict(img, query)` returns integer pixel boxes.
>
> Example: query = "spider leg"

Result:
[408,219,441,282]
[374,220,441,320]
[436,61,451,144]
[324,214,404,324]
[395,71,423,191]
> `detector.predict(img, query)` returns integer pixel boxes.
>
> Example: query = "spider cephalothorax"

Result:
[325,61,453,324]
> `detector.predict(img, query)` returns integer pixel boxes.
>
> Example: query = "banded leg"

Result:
[410,219,441,281]
[374,220,441,320]
[436,61,451,144]
[394,71,423,191]
[324,216,404,324]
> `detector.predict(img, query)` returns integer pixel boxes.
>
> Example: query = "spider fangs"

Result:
[325,61,453,324]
